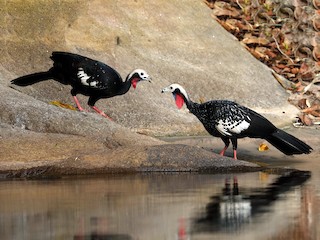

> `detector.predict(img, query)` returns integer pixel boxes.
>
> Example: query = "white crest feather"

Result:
[127,69,150,81]
[161,83,190,101]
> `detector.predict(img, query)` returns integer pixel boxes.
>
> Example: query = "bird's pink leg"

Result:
[220,147,237,160]
[233,150,237,160]
[91,106,113,120]
[219,146,228,156]
[231,138,238,160]
[73,96,85,111]
[220,138,230,157]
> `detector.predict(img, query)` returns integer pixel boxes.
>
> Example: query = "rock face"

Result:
[1,0,298,135]
[0,0,301,173]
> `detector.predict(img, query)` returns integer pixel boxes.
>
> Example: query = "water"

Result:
[0,131,319,240]
[0,170,318,240]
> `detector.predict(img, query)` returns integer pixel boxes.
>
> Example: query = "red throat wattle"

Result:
[131,78,139,89]
[174,93,185,109]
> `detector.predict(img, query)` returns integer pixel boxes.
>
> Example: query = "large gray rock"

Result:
[0,0,298,136]
[0,0,303,174]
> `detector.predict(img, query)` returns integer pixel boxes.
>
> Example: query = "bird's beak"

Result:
[142,76,152,83]
[161,86,170,93]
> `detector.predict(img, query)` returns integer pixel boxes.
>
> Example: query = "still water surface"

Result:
[1,132,320,240]
[0,168,318,240]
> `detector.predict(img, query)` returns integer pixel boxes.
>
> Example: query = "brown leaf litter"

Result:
[204,0,320,126]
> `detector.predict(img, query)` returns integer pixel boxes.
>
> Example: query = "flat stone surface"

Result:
[0,125,317,178]
[0,126,261,178]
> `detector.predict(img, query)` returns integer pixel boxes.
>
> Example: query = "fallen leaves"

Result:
[49,101,77,110]
[205,0,320,126]
[242,35,270,45]
[258,143,269,152]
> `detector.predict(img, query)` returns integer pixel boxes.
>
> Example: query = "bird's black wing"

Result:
[76,59,123,90]
[51,52,122,90]
[240,108,278,138]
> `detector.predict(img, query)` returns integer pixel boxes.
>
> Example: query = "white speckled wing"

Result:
[216,116,251,136]
[77,68,99,88]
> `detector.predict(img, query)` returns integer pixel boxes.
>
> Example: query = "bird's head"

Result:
[127,69,152,89]
[161,83,189,109]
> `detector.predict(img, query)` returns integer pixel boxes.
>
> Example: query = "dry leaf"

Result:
[290,82,304,92]
[265,49,277,59]
[212,6,240,18]
[258,143,269,152]
[310,111,320,117]
[235,20,253,31]
[272,71,294,89]
[283,67,291,73]
[313,18,320,31]
[275,64,287,69]
[254,47,269,60]
[301,72,315,82]
[242,36,269,45]
[298,98,307,109]
[290,67,300,74]
[313,48,320,61]
[225,19,240,32]
[301,105,320,113]
[314,2,320,9]
[214,17,234,32]
[298,113,313,126]
[203,0,215,9]
[49,101,77,110]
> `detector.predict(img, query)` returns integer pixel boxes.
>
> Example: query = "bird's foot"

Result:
[91,106,113,121]
[233,150,237,160]
[219,146,228,156]
[78,107,89,113]
[73,96,87,112]
[99,111,113,121]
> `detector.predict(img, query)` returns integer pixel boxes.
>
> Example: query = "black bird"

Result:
[161,84,312,159]
[11,51,151,119]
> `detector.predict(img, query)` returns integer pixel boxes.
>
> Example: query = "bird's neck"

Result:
[180,89,194,109]
[118,76,133,95]
[186,99,198,111]
[180,92,200,113]
[179,91,194,109]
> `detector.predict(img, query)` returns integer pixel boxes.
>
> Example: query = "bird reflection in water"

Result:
[192,170,311,233]
[219,176,252,230]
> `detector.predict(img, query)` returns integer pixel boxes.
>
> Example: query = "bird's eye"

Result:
[140,72,144,76]
[170,86,173,89]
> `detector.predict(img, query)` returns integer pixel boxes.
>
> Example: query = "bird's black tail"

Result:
[266,129,312,155]
[11,70,53,86]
